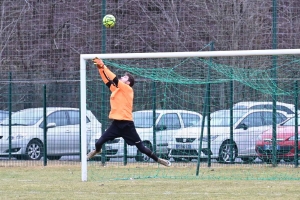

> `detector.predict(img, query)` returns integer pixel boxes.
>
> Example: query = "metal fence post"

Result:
[43,85,47,166]
[152,81,157,156]
[8,72,12,159]
[294,80,298,167]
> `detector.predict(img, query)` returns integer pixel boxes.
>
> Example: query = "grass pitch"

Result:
[0,162,300,200]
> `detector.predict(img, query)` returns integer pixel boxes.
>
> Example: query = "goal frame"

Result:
[80,49,300,181]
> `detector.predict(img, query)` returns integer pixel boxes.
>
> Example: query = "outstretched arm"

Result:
[93,58,119,89]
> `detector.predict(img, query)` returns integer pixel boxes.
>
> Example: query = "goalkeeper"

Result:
[87,58,171,167]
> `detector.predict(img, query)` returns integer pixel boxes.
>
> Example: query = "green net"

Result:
[97,55,300,94]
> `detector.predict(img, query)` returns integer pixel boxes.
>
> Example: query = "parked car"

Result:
[255,116,300,163]
[168,109,289,163]
[0,107,101,160]
[89,109,202,162]
[233,101,297,116]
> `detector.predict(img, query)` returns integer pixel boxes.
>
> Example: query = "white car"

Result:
[89,109,202,162]
[0,107,101,160]
[168,109,289,163]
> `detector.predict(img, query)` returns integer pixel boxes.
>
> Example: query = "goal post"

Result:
[80,49,300,182]
[81,49,300,60]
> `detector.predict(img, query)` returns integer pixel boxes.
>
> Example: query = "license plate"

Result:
[176,144,191,149]
[263,145,280,150]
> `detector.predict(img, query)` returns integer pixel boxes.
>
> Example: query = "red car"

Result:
[255,116,300,163]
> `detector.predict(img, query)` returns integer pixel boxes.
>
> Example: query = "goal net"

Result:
[80,49,300,181]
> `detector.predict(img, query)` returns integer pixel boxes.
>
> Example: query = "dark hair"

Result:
[125,72,134,87]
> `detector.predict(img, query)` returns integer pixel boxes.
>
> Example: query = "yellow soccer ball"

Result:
[103,14,116,28]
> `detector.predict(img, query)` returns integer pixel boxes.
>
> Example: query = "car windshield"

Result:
[282,117,299,126]
[133,111,160,128]
[0,109,43,126]
[204,110,248,127]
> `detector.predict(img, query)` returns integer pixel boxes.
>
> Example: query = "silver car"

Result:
[0,107,101,160]
[168,109,289,163]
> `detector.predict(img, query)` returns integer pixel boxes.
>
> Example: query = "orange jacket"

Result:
[98,66,133,121]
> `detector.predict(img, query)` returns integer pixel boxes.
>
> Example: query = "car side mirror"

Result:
[237,123,248,130]
[155,125,167,131]
[47,122,56,129]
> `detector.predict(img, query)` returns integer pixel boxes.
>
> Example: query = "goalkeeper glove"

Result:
[92,57,105,69]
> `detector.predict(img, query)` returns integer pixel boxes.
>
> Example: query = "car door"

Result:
[156,113,181,145]
[45,110,70,154]
[67,110,92,153]
[234,111,264,156]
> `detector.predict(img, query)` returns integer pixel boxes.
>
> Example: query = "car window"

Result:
[262,111,287,125]
[133,111,160,128]
[276,113,287,123]
[2,110,43,126]
[47,111,68,126]
[157,113,181,130]
[180,113,201,127]
[68,110,90,125]
[69,111,79,125]
[206,110,248,127]
[262,111,273,125]
[239,112,263,127]
[282,117,299,126]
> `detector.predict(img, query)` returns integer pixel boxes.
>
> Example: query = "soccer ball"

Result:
[103,14,116,28]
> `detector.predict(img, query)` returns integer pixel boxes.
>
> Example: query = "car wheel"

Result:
[218,140,237,163]
[135,142,152,162]
[25,140,43,160]
[241,157,256,163]
[47,156,62,160]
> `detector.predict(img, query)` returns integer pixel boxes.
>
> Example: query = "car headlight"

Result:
[201,135,219,142]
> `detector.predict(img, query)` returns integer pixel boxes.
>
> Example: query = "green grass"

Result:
[0,162,300,200]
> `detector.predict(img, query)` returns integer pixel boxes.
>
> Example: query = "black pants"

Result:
[95,120,158,162]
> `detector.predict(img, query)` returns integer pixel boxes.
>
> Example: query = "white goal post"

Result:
[80,49,300,181]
